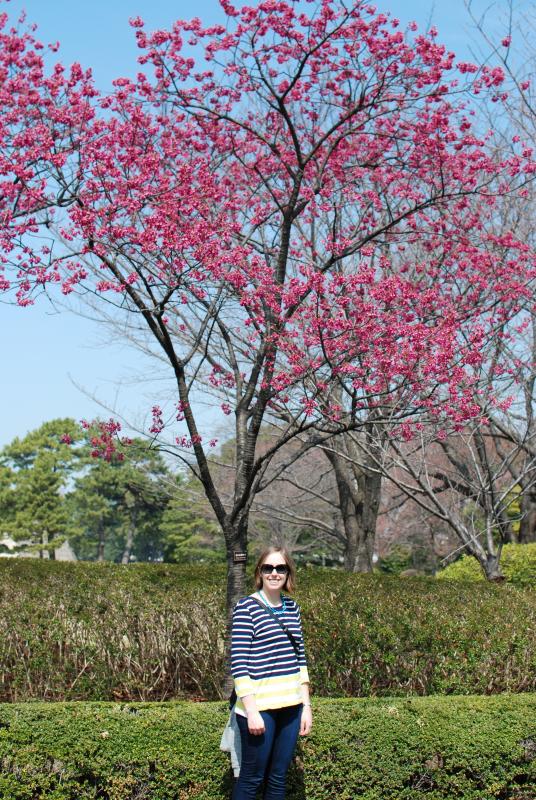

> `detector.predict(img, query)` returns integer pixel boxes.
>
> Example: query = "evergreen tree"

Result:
[68,437,169,562]
[0,419,82,557]
[160,475,223,563]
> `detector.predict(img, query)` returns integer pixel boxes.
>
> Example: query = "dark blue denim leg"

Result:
[232,711,277,800]
[263,705,303,800]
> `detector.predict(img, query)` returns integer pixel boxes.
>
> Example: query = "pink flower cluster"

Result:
[0,1,534,447]
[80,419,126,461]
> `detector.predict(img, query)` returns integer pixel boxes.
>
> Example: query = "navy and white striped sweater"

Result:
[230,592,310,717]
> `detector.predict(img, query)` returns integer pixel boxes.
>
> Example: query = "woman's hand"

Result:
[247,710,266,735]
[299,705,313,736]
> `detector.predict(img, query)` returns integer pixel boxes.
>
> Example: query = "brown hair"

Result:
[254,545,297,594]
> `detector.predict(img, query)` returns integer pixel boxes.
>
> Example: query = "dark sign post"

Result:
[233,551,247,563]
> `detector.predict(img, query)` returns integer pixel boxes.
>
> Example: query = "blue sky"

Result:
[1,0,513,447]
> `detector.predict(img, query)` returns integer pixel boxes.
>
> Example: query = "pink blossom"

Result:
[0,0,533,454]
[149,405,164,435]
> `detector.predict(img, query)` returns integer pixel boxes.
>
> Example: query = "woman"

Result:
[230,545,312,800]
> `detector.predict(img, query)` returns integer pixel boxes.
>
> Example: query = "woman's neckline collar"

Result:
[252,590,283,608]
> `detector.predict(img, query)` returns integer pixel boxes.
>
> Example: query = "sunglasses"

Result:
[260,564,289,576]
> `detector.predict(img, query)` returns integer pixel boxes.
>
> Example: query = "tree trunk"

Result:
[478,551,506,582]
[519,490,536,543]
[503,525,516,544]
[324,431,382,573]
[336,474,371,571]
[335,465,380,572]
[40,530,50,560]
[97,517,105,562]
[222,516,249,697]
[121,508,137,564]
[458,518,506,582]
[362,467,381,567]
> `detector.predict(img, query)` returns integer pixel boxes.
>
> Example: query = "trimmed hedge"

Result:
[0,696,535,799]
[0,560,226,703]
[437,543,536,586]
[2,559,536,701]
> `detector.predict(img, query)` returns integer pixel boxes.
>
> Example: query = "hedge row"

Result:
[0,695,535,799]
[437,543,536,585]
[2,559,536,702]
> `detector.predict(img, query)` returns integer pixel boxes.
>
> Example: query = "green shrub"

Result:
[303,571,536,697]
[437,543,536,586]
[377,544,412,575]
[0,560,226,703]
[2,559,536,701]
[0,696,535,799]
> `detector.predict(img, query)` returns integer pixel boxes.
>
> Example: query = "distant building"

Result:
[0,535,77,561]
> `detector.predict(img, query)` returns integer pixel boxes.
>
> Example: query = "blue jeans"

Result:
[232,704,303,800]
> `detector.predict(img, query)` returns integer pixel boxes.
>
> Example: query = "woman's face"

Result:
[260,552,289,593]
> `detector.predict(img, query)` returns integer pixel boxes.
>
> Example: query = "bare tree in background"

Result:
[376,423,536,580]
[250,425,383,571]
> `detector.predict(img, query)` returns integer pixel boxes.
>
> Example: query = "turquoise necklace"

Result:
[259,588,286,616]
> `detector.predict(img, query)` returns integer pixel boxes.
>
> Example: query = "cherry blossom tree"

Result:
[1,0,535,633]
[465,0,536,545]
[356,0,536,581]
